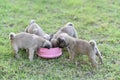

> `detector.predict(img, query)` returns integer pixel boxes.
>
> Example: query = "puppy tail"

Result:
[89,40,103,64]
[9,32,16,40]
[29,19,35,25]
[89,40,96,47]
[66,22,74,26]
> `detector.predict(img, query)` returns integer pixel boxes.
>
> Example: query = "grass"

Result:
[0,0,120,80]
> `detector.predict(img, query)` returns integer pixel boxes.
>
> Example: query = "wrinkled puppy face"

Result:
[43,40,52,49]
[51,39,59,48]
[57,37,68,48]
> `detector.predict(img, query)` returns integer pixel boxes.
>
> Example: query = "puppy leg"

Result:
[28,48,35,61]
[73,30,78,38]
[88,52,97,68]
[67,47,75,60]
[96,48,103,64]
[12,44,19,59]
[67,47,79,66]
[26,49,29,53]
[97,52,103,64]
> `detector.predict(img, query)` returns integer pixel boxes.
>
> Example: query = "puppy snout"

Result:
[44,44,51,49]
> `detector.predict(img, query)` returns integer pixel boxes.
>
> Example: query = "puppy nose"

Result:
[44,45,51,49]
[47,45,50,49]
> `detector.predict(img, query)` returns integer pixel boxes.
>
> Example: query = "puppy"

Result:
[50,22,78,47]
[89,40,103,64]
[57,33,99,68]
[25,20,50,40]
[9,32,52,61]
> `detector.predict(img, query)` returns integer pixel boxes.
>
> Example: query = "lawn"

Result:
[0,0,120,80]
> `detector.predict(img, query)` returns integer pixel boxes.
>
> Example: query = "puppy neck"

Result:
[66,35,76,47]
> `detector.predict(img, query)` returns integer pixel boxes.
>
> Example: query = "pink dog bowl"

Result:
[38,47,62,58]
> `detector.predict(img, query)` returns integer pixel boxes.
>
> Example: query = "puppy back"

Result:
[9,32,16,40]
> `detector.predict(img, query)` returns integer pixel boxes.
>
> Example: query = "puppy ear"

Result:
[58,37,65,43]
[57,37,68,48]
[49,34,53,41]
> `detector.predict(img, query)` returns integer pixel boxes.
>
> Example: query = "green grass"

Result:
[0,0,120,80]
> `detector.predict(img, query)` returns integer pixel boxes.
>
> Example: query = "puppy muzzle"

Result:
[44,44,51,49]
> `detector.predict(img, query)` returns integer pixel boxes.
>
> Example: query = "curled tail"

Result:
[89,40,96,47]
[9,32,16,40]
[66,22,78,38]
[25,20,35,32]
[30,19,35,25]
[66,22,73,26]
[89,40,103,64]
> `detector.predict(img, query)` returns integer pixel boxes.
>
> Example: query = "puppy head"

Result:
[51,39,59,48]
[57,37,67,48]
[43,40,52,49]
[57,34,69,48]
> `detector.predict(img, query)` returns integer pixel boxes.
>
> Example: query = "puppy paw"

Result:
[65,58,71,61]
[15,54,20,59]
[29,58,33,61]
